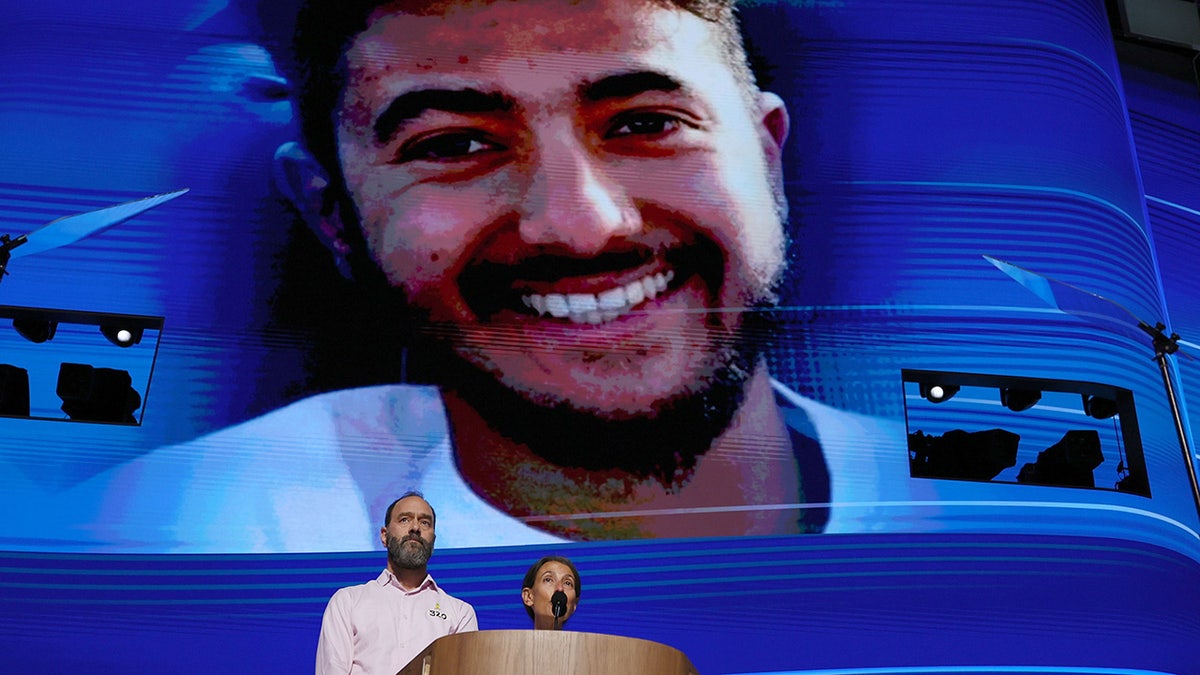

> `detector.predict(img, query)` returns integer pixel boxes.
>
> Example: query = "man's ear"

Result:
[273,141,355,280]
[379,526,388,549]
[757,91,790,161]
[756,92,790,216]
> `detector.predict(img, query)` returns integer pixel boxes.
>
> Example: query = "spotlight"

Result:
[100,324,143,348]
[56,363,142,424]
[1000,387,1042,412]
[0,364,30,417]
[919,382,960,403]
[12,317,57,343]
[1082,394,1119,419]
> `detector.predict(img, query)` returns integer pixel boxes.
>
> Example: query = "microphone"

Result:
[551,590,568,622]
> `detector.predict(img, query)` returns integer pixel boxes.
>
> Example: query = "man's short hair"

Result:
[383,490,436,527]
[271,0,757,180]
[521,555,582,621]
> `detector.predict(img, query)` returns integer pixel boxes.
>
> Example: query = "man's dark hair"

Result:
[383,490,436,527]
[266,0,755,183]
[521,555,582,621]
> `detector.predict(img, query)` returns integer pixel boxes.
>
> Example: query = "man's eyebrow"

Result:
[373,88,514,143]
[580,70,684,103]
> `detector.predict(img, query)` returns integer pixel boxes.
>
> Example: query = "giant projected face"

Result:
[334,0,785,427]
[306,0,795,538]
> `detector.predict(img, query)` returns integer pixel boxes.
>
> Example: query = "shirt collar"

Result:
[377,568,437,592]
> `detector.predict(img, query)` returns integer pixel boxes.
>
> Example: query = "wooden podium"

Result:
[396,629,699,675]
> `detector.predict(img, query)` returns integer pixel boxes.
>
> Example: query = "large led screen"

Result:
[1,0,1198,560]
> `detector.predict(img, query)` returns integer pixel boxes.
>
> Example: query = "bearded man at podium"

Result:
[316,493,478,674]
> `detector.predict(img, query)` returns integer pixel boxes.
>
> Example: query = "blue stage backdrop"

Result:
[1,0,1198,672]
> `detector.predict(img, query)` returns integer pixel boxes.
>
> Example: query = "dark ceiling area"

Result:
[1107,0,1200,87]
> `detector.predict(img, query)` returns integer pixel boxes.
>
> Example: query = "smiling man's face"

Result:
[332,0,788,424]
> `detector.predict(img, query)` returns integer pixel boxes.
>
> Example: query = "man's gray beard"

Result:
[419,298,780,488]
[387,533,433,569]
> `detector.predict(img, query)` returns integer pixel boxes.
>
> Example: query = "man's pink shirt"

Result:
[316,569,478,674]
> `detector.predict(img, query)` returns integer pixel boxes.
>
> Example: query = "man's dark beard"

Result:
[387,533,433,569]
[418,300,780,488]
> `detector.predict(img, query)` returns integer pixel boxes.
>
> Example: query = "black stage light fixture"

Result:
[909,428,1020,481]
[1017,429,1104,489]
[1000,387,1042,412]
[0,364,30,417]
[12,317,57,343]
[1082,393,1119,419]
[919,382,960,403]
[100,324,144,348]
[56,363,142,424]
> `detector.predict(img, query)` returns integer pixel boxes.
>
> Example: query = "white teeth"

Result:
[624,279,645,306]
[545,294,570,318]
[642,276,658,300]
[596,287,626,311]
[567,293,598,314]
[522,269,675,325]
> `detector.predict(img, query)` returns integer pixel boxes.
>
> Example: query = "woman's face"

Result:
[523,560,579,629]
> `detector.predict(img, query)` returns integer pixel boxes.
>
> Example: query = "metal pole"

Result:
[1142,320,1200,523]
[1153,352,1200,521]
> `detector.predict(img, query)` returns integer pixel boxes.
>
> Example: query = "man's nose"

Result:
[518,133,641,254]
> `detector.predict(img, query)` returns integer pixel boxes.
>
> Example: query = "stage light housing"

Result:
[1000,387,1042,412]
[100,324,143,348]
[56,362,142,424]
[1082,394,1119,419]
[1017,429,1104,488]
[12,317,57,343]
[0,364,30,417]
[919,382,959,403]
[909,427,1020,481]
